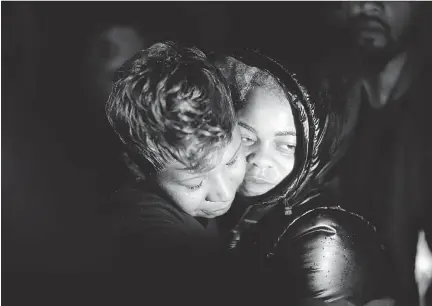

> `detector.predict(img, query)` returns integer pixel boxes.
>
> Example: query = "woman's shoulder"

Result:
[268,206,394,303]
[254,202,379,252]
[284,205,378,243]
[110,180,188,232]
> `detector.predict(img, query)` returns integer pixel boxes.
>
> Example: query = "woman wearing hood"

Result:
[215,50,396,305]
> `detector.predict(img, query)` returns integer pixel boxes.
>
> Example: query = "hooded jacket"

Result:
[215,50,395,304]
[215,49,333,248]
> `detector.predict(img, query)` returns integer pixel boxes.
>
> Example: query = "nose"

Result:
[205,172,235,203]
[246,145,273,170]
[352,1,383,16]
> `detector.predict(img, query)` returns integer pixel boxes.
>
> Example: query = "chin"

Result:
[356,35,389,52]
[198,202,233,218]
[205,211,226,218]
[239,183,271,197]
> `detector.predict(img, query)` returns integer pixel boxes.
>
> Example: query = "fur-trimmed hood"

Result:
[214,49,330,212]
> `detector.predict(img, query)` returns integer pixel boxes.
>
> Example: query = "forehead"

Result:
[239,87,295,132]
[160,126,241,179]
[343,1,415,15]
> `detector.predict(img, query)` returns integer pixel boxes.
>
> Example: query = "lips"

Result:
[244,176,274,185]
[240,175,277,197]
[356,19,385,32]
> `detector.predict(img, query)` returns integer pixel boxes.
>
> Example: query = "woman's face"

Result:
[238,86,296,197]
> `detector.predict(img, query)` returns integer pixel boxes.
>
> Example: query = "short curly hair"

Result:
[106,41,236,174]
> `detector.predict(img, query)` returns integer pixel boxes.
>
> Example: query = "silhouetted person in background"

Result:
[314,2,432,305]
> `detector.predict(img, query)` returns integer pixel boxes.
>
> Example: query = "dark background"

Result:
[2,2,342,275]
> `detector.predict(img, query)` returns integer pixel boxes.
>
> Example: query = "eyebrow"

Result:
[275,131,296,137]
[238,121,257,134]
[240,121,295,137]
[176,175,206,183]
[175,164,211,173]
[172,166,209,183]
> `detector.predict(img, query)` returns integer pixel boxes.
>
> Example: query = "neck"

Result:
[362,51,408,109]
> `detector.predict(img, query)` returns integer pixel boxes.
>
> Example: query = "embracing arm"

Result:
[113,206,221,271]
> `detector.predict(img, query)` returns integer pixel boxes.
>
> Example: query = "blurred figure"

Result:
[416,230,432,306]
[83,25,152,109]
[71,23,157,196]
[344,2,417,57]
[314,2,432,305]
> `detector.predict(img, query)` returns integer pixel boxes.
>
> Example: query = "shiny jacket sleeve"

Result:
[239,206,396,305]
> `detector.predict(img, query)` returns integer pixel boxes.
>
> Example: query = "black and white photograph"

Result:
[3,2,432,305]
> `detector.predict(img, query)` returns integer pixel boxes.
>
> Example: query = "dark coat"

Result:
[216,50,395,304]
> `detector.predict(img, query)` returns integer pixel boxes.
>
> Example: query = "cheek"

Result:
[159,182,207,215]
[232,155,247,185]
[274,154,295,178]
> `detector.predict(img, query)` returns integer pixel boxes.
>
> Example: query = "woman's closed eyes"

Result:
[241,135,256,146]
[276,142,296,154]
[184,146,242,191]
